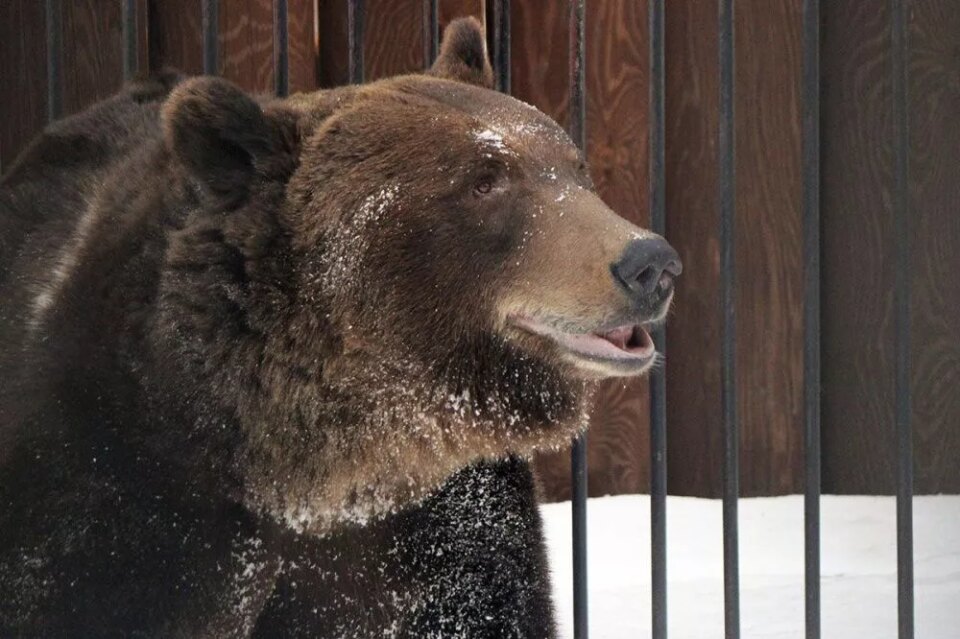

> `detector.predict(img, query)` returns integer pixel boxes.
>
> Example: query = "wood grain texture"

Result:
[318,0,481,87]
[663,0,723,497]
[439,1,484,31]
[221,0,276,92]
[821,1,897,494]
[316,0,349,86]
[148,0,204,75]
[134,0,150,77]
[287,0,319,93]
[821,0,960,495]
[509,0,569,126]
[60,0,125,117]
[0,0,47,171]
[733,0,804,495]
[364,1,423,79]
[905,0,960,493]
[664,0,806,497]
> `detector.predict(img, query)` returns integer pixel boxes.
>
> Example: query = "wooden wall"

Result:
[0,0,957,499]
[661,0,806,499]
[820,0,960,494]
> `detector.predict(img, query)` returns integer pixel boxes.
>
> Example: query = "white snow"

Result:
[474,129,506,150]
[542,494,960,638]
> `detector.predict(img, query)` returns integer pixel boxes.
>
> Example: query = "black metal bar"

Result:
[348,0,365,84]
[274,0,289,97]
[312,2,322,89]
[202,0,219,75]
[491,0,511,93]
[571,435,589,639]
[891,1,914,637]
[568,0,585,151]
[568,2,587,636]
[422,0,439,69]
[648,1,668,637]
[121,0,138,81]
[45,0,62,122]
[718,1,739,638]
[802,1,821,638]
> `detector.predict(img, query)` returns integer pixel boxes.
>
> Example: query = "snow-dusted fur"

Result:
[0,18,666,637]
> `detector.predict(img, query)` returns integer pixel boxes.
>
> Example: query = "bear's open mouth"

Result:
[508,315,656,374]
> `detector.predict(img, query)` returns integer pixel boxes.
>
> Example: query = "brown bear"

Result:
[0,18,680,638]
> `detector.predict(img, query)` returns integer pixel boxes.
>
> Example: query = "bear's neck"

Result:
[241,320,593,534]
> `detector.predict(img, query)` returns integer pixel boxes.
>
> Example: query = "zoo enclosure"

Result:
[2,1,959,638]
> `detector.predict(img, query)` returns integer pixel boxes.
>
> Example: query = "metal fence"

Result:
[41,1,917,637]
[483,2,916,638]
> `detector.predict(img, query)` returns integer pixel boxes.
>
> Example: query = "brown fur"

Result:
[0,17,674,636]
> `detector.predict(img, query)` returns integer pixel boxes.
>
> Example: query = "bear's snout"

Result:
[611,236,683,319]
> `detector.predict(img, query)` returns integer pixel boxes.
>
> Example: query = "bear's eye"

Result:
[473,177,495,195]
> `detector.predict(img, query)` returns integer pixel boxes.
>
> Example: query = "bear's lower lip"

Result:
[508,315,656,373]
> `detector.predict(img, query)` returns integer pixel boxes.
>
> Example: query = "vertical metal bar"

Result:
[567,0,585,151]
[121,0,138,81]
[571,435,589,639]
[568,3,587,637]
[312,0,321,88]
[274,0,289,97]
[491,0,511,93]
[45,0,63,122]
[718,1,739,638]
[802,1,821,638]
[648,1,668,637]
[347,0,365,84]
[202,0,219,75]
[422,0,439,69]
[891,0,914,637]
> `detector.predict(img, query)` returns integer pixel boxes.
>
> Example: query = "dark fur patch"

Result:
[162,77,299,205]
[428,17,494,88]
[0,19,596,633]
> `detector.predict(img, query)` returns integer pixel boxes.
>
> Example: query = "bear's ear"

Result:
[162,77,297,202]
[428,17,494,88]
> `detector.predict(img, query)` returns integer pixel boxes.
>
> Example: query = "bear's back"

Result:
[0,72,181,282]
[0,73,185,454]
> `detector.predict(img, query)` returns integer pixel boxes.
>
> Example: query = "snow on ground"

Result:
[541,494,960,638]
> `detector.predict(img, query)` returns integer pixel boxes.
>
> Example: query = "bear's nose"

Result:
[611,237,683,307]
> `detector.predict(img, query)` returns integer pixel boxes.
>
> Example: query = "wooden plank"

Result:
[439,1,483,24]
[665,0,805,497]
[317,0,480,88]
[0,0,47,170]
[822,0,960,495]
[663,0,723,497]
[364,1,422,79]
[287,0,318,93]
[732,0,804,495]
[906,0,960,493]
[148,0,204,75]
[316,0,348,86]
[136,0,150,76]
[820,1,896,494]
[60,0,125,116]
[220,0,275,92]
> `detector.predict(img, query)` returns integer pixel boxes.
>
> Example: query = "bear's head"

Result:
[159,18,680,529]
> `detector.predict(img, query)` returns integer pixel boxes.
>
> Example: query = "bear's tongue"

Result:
[508,315,655,361]
[596,325,649,353]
